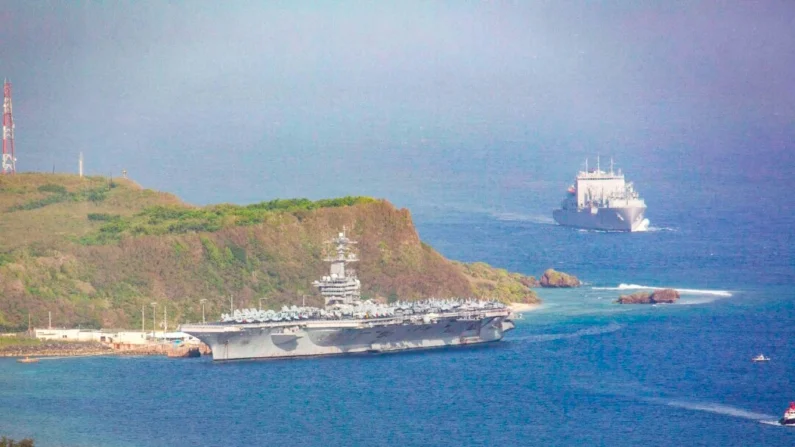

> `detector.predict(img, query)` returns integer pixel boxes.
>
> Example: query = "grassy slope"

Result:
[0,173,539,330]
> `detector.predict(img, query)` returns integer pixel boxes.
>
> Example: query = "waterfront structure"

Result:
[553,158,649,232]
[33,328,199,345]
[180,230,516,361]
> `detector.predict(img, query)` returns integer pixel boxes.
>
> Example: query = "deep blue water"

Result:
[2,163,795,446]
[1,288,793,446]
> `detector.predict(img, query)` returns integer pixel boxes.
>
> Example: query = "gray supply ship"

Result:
[553,158,649,232]
[180,231,516,361]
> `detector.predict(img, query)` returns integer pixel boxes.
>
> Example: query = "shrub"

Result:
[37,183,67,194]
[86,189,107,203]
[87,213,120,222]
[0,252,13,266]
[9,185,112,211]
[0,436,35,447]
[76,196,376,242]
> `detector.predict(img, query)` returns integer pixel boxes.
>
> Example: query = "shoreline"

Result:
[1,342,210,359]
[509,302,541,313]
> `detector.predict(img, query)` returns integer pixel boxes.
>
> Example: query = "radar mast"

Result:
[314,228,361,308]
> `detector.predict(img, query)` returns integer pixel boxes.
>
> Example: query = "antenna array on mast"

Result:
[2,78,16,174]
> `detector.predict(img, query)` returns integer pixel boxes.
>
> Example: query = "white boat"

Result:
[779,402,795,426]
[552,157,649,232]
[752,353,770,362]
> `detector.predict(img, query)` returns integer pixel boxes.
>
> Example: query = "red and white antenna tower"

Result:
[2,78,16,174]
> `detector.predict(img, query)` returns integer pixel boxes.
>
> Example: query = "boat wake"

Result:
[493,212,555,225]
[575,228,624,234]
[582,382,777,423]
[581,381,780,425]
[592,284,732,297]
[511,322,624,343]
[646,398,776,421]
[645,225,677,232]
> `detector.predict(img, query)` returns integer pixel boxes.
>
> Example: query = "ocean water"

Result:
[1,286,793,446]
[2,162,795,446]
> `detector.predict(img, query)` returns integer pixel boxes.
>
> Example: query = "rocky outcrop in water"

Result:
[616,288,680,304]
[539,269,581,288]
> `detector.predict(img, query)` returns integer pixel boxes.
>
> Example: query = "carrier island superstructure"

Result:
[553,158,649,232]
[180,231,516,361]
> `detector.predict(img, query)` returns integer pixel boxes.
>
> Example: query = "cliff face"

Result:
[0,174,539,330]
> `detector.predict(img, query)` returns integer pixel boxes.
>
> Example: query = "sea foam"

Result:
[583,383,778,423]
[493,212,555,225]
[647,398,776,421]
[592,283,732,297]
[511,322,625,343]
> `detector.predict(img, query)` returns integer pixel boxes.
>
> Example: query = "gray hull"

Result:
[181,312,514,361]
[553,206,647,232]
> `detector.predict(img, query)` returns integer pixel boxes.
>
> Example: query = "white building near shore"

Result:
[33,328,199,345]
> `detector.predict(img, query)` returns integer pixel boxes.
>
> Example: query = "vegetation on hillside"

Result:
[0,173,182,251]
[539,268,581,288]
[77,196,376,245]
[9,182,113,212]
[457,262,538,304]
[0,437,34,447]
[0,173,539,331]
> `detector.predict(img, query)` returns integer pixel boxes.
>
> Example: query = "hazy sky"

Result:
[1,1,793,211]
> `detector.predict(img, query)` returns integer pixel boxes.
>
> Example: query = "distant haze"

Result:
[2,1,793,216]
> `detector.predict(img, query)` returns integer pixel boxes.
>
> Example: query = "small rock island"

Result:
[616,288,680,304]
[539,269,581,288]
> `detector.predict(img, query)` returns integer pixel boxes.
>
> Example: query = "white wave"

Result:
[512,322,624,343]
[677,297,722,306]
[645,226,677,232]
[493,212,555,225]
[647,398,776,421]
[592,283,732,297]
[576,228,623,233]
[633,218,651,232]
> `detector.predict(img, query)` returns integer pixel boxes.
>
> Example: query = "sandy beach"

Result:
[509,302,542,313]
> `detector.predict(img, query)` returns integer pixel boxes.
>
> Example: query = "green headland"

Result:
[0,173,540,331]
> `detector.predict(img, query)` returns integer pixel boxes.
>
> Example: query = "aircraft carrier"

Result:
[553,158,649,232]
[180,231,516,361]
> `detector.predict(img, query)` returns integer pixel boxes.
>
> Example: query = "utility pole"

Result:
[230,294,234,313]
[150,302,157,340]
[200,299,207,323]
[141,305,145,333]
[48,311,51,329]
[164,305,167,334]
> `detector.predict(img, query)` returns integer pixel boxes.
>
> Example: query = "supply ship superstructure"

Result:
[180,231,515,361]
[553,158,649,232]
